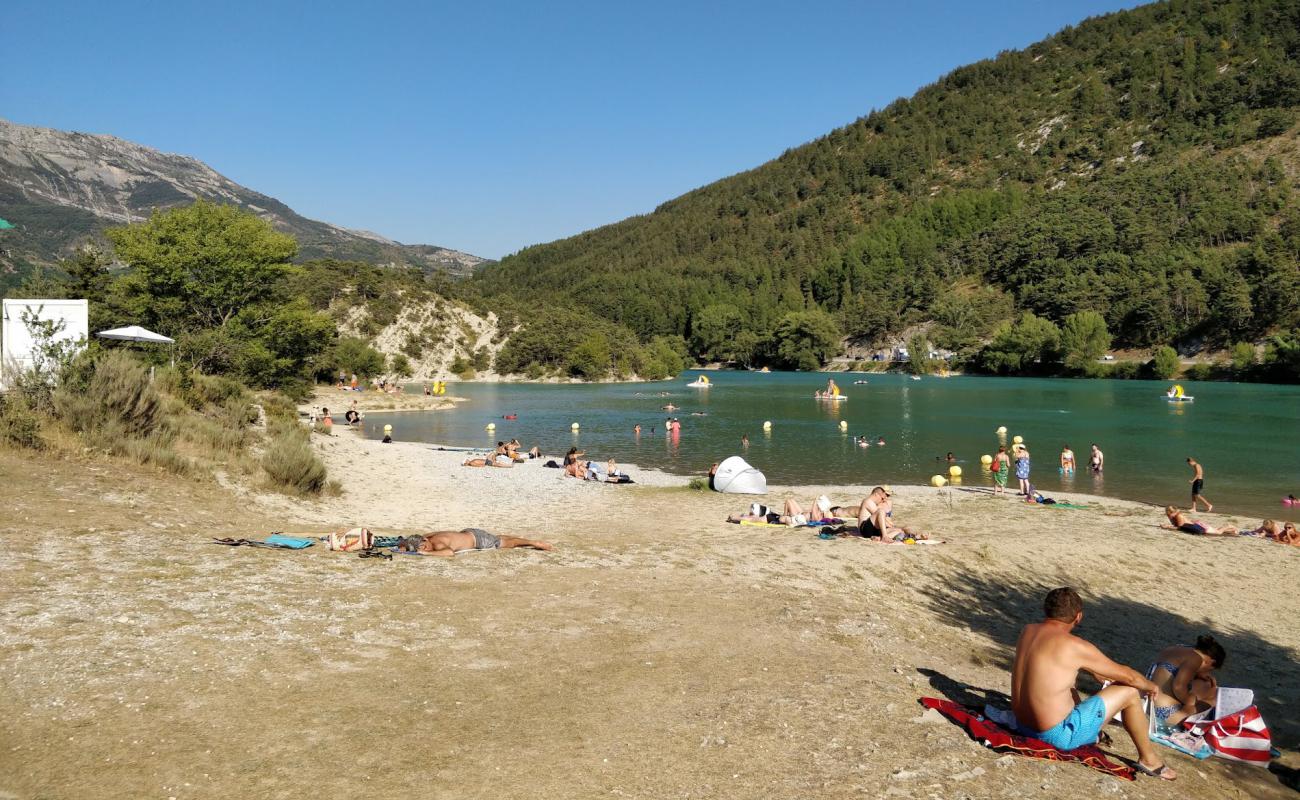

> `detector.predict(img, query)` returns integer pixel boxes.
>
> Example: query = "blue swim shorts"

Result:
[1027,694,1107,751]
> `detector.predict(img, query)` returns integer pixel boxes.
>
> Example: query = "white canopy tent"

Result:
[712,456,767,494]
[96,325,174,344]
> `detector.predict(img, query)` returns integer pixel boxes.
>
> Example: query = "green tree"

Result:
[390,353,413,378]
[906,333,933,375]
[569,333,612,379]
[332,337,385,378]
[1059,310,1111,371]
[1230,342,1256,373]
[690,304,743,361]
[1150,346,1181,379]
[978,312,1060,374]
[107,200,297,333]
[773,310,840,370]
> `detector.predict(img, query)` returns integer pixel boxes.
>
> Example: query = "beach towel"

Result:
[265,534,315,549]
[919,698,1135,781]
[211,536,311,550]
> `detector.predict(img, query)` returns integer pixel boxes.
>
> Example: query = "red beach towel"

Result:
[919,697,1136,781]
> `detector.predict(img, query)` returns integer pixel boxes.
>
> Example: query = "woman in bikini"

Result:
[1162,507,1237,536]
[1147,636,1225,731]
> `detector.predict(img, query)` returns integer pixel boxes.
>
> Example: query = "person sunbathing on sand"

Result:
[856,486,928,542]
[395,529,553,556]
[1009,587,1174,781]
[463,455,513,468]
[728,496,834,527]
[1161,507,1236,536]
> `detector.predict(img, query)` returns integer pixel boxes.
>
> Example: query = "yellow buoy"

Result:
[486,422,496,431]
[839,420,848,430]
[930,475,947,487]
[1012,435,1023,445]
[762,420,772,430]
[980,454,992,466]
[571,422,580,431]
[996,426,1007,434]
[383,424,393,433]
[948,465,962,478]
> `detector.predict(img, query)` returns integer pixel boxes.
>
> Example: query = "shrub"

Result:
[687,477,707,491]
[390,353,413,378]
[1110,361,1141,379]
[0,394,44,450]
[1149,346,1181,380]
[1230,342,1256,373]
[54,351,162,437]
[1183,363,1213,381]
[262,422,327,495]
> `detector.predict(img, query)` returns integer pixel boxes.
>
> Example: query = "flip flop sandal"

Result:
[358,548,393,560]
[1135,762,1176,781]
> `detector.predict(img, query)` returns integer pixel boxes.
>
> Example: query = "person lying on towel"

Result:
[395,529,553,556]
[727,496,835,526]
[1010,587,1175,781]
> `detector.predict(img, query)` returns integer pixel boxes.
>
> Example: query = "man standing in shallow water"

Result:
[1010,587,1174,780]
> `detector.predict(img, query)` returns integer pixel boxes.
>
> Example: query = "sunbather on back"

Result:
[395,529,553,556]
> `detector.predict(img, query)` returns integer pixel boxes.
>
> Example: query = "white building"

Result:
[1,299,88,389]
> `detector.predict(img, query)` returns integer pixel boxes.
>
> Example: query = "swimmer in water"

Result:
[741,434,749,448]
[633,424,641,435]
[662,403,677,411]
[876,437,886,446]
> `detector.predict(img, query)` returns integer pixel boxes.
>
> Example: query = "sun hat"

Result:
[878,485,894,496]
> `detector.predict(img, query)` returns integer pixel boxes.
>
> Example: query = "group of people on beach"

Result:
[1002,586,1240,782]
[461,439,541,468]
[726,485,930,543]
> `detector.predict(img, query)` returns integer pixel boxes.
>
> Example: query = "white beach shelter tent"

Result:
[712,455,767,494]
[97,325,174,344]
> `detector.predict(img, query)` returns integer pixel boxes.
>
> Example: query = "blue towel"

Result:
[265,534,314,549]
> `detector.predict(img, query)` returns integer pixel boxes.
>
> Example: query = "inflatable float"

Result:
[687,375,711,388]
[814,394,848,401]
[1165,384,1194,402]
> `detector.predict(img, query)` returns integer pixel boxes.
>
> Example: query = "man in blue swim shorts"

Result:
[1009,587,1176,781]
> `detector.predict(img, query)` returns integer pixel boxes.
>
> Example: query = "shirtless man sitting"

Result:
[856,486,928,542]
[1010,587,1174,780]
[395,528,553,556]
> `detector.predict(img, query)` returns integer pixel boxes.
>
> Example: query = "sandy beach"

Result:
[1,426,1297,799]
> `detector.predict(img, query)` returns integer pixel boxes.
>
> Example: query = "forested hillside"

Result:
[475,0,1300,379]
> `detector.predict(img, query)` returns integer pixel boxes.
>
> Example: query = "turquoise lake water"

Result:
[358,371,1300,520]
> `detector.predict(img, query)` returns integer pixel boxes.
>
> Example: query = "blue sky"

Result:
[3,1,1147,259]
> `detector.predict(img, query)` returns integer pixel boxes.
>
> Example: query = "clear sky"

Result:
[2,1,1148,259]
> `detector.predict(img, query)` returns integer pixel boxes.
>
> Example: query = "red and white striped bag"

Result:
[1185,706,1272,765]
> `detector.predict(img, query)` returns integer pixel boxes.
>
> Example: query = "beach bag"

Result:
[327,527,374,552]
[1186,706,1272,765]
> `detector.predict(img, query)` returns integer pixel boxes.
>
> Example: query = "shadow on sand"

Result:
[915,566,1300,752]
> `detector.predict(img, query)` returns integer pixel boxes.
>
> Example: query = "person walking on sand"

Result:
[1186,458,1212,512]
[1008,587,1174,781]
[991,445,1011,496]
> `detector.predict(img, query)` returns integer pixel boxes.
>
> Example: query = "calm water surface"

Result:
[360,371,1300,519]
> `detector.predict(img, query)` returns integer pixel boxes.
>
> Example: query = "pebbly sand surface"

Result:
[1,426,1298,799]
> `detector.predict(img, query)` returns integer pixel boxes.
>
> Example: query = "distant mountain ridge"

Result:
[0,118,487,283]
